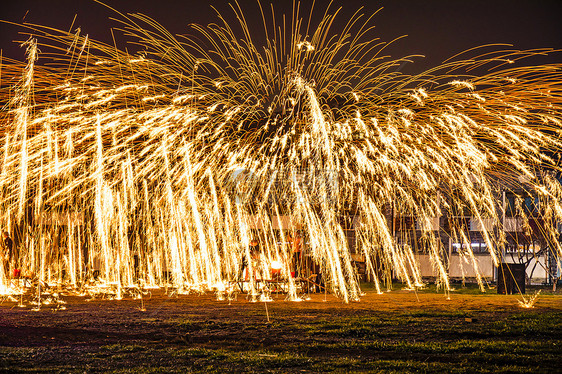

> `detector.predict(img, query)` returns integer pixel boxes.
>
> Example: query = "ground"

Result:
[1,284,561,373]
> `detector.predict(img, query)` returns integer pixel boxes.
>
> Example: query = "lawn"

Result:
[1,284,561,373]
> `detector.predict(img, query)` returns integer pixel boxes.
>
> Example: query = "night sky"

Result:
[1,0,561,74]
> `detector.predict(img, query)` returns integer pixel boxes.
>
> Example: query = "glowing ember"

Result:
[518,290,541,309]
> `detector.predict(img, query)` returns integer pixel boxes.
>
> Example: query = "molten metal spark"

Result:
[0,3,561,303]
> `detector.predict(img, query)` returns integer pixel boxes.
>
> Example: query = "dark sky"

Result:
[1,0,561,74]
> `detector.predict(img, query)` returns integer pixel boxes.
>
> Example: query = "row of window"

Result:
[452,242,488,254]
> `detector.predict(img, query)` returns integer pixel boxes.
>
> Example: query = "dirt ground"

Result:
[1,286,561,373]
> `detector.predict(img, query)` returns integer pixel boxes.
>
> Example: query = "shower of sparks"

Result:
[0,3,561,303]
[518,290,541,308]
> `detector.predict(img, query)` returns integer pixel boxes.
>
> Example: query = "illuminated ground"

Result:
[1,286,561,373]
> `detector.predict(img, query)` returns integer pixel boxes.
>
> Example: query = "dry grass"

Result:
[1,285,561,373]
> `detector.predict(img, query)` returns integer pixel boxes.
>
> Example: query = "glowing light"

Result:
[0,3,560,303]
[518,290,541,308]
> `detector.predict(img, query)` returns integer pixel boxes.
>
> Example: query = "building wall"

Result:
[415,253,549,283]
[414,254,495,279]
[448,254,495,279]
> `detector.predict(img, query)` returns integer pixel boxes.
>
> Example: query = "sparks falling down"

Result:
[0,3,561,303]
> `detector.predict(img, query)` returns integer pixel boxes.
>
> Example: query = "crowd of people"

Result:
[1,228,324,292]
[238,231,324,292]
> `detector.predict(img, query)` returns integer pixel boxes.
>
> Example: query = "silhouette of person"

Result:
[2,231,16,276]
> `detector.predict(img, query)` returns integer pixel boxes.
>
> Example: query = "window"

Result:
[505,193,517,217]
[452,240,488,254]
[524,196,539,215]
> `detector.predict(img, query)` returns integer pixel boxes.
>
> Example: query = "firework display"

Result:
[0,3,561,302]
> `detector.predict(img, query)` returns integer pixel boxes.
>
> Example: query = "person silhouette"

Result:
[2,231,16,276]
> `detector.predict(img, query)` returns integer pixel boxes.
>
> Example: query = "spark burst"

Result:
[0,3,561,302]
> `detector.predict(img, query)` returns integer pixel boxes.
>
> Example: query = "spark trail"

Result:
[0,3,561,302]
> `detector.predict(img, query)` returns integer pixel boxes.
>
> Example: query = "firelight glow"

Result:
[0,2,561,303]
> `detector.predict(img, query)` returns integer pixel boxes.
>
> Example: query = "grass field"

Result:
[1,284,561,373]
